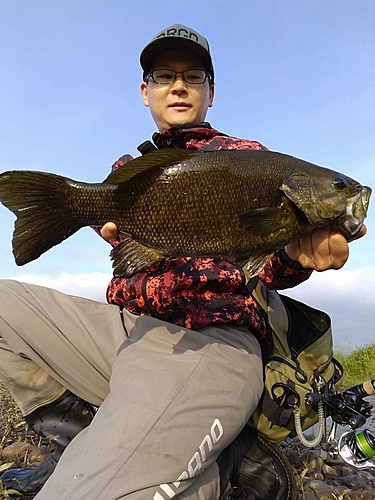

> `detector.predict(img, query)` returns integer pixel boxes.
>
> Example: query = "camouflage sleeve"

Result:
[106,257,268,336]
[110,154,134,172]
[258,249,313,290]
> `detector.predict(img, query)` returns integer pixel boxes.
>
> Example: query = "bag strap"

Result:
[252,282,290,356]
[251,279,267,310]
[259,391,295,430]
[245,276,259,295]
[137,140,158,155]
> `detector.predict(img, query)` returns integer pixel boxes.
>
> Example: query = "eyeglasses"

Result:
[146,69,211,85]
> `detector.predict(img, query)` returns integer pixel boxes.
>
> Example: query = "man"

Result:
[0,24,364,499]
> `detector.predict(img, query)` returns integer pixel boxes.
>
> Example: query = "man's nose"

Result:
[171,75,187,91]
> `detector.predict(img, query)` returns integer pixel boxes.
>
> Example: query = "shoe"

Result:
[218,425,297,500]
[1,390,95,493]
[23,389,96,449]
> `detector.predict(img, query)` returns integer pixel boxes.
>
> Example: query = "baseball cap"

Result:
[140,24,214,83]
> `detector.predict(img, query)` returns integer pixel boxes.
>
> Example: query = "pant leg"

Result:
[0,335,67,414]
[0,279,128,413]
[177,463,220,500]
[35,314,263,500]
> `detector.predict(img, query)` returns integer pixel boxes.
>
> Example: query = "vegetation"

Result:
[334,342,375,389]
[0,382,42,499]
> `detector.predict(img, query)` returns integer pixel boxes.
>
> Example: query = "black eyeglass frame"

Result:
[145,69,212,85]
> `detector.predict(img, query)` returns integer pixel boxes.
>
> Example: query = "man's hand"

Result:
[101,222,120,241]
[285,224,367,271]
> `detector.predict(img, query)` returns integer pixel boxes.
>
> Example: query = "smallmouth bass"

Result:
[0,149,371,277]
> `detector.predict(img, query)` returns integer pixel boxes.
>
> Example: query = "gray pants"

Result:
[0,280,263,500]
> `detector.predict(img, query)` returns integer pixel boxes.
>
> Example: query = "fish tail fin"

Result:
[0,170,82,265]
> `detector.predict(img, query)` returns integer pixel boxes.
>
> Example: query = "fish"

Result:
[0,149,371,278]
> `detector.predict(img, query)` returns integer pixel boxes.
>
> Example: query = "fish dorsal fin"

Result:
[110,236,166,277]
[103,149,198,185]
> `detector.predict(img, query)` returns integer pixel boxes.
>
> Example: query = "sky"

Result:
[0,0,374,351]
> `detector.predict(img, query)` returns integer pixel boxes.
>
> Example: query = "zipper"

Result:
[269,354,308,384]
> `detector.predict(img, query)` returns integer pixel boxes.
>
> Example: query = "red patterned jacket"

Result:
[105,123,313,340]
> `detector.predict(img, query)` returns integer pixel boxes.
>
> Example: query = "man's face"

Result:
[141,50,215,132]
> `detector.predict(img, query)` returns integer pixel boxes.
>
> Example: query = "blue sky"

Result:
[0,0,374,350]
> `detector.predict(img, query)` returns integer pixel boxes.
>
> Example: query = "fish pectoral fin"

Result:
[239,207,288,233]
[110,237,166,277]
[246,251,275,278]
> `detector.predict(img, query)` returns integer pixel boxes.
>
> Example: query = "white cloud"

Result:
[284,265,375,303]
[10,272,110,303]
[283,265,375,350]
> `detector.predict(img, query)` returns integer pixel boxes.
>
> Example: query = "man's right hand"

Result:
[285,224,367,272]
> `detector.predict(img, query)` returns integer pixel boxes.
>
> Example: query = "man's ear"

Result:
[208,84,215,108]
[140,82,149,107]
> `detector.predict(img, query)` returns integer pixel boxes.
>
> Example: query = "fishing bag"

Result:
[247,281,343,443]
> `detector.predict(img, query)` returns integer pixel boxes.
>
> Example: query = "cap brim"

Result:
[140,37,213,79]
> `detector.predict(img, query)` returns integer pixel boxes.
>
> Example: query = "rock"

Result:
[290,444,375,498]
[342,464,356,476]
[285,449,300,465]
[298,492,317,500]
[340,474,367,489]
[344,490,373,500]
[295,449,324,472]
[28,445,50,463]
[1,441,35,460]
[322,463,339,479]
[307,479,336,498]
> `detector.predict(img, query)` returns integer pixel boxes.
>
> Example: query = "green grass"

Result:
[335,343,375,389]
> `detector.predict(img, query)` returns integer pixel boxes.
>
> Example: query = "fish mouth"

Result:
[333,186,372,240]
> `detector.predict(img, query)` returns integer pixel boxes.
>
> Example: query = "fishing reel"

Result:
[304,379,375,469]
[338,429,375,469]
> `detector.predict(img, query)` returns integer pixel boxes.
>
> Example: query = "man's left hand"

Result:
[101,222,120,241]
[284,224,367,271]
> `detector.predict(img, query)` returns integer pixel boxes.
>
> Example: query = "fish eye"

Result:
[334,178,347,190]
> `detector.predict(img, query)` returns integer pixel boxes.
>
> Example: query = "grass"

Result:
[0,384,23,441]
[334,343,375,389]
